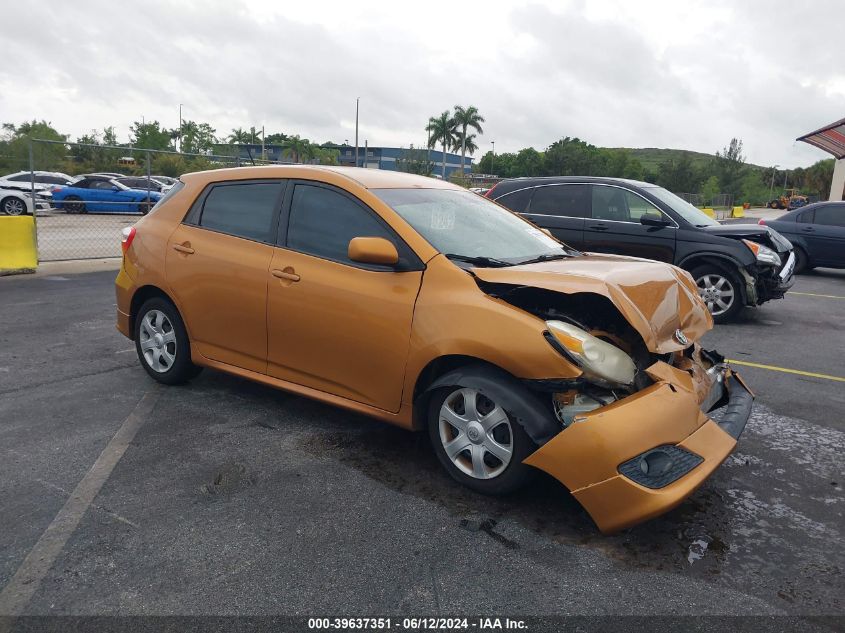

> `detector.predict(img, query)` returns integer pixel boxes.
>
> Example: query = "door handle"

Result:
[272,268,300,282]
[588,223,609,231]
[172,243,194,254]
[802,226,815,232]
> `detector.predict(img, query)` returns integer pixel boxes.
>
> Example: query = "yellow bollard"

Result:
[701,207,715,218]
[0,216,38,275]
[731,206,745,218]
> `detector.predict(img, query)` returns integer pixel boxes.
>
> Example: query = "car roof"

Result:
[180,165,460,190]
[491,176,656,194]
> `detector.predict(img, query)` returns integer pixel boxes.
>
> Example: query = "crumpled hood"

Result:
[472,254,713,353]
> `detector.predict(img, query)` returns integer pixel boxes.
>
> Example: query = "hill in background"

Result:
[607,147,767,172]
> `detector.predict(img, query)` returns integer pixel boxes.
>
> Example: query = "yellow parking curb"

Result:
[0,216,38,275]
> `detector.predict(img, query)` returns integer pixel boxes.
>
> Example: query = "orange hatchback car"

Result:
[115,166,753,533]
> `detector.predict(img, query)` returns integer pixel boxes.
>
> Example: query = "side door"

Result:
[521,184,588,250]
[267,181,424,412]
[165,179,285,373]
[582,184,677,262]
[808,204,845,266]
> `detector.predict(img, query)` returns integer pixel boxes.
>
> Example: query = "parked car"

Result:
[52,175,162,214]
[115,166,753,533]
[116,176,172,193]
[151,175,179,187]
[487,177,795,322]
[0,189,35,215]
[758,201,845,273]
[0,170,74,193]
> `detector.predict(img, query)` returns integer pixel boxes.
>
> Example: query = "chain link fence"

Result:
[14,139,285,261]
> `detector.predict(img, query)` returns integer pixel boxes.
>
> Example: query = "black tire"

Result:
[793,247,809,275]
[768,200,779,209]
[134,297,202,385]
[690,264,744,324]
[64,195,85,214]
[1,195,27,216]
[427,380,537,495]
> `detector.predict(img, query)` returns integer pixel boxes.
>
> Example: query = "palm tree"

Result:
[426,111,456,178]
[452,105,485,175]
[227,127,251,144]
[456,133,479,158]
[283,135,310,163]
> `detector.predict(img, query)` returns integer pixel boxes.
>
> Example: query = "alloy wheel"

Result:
[3,198,25,216]
[696,273,735,316]
[438,388,513,479]
[138,309,177,373]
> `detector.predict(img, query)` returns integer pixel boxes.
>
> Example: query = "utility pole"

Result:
[783,170,789,190]
[355,97,359,168]
[364,139,368,168]
[491,140,495,175]
[262,125,265,162]
[769,164,779,199]
[178,104,183,153]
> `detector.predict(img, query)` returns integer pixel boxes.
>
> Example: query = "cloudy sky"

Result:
[2,0,842,168]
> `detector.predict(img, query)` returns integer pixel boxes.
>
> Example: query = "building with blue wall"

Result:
[214,144,473,178]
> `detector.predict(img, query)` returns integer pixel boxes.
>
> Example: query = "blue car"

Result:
[52,175,163,214]
[759,201,845,273]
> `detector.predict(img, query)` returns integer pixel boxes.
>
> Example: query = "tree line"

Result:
[474,136,835,204]
[0,119,343,178]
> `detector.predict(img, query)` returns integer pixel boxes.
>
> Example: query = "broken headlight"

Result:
[545,320,637,388]
[742,239,781,267]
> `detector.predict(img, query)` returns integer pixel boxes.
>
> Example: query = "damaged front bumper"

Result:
[524,352,753,534]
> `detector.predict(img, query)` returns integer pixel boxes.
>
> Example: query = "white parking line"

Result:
[0,387,159,617]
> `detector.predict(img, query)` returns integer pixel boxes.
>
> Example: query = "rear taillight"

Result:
[121,226,136,254]
[757,219,766,225]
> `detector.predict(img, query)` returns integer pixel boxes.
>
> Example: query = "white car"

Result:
[0,189,41,216]
[0,170,74,195]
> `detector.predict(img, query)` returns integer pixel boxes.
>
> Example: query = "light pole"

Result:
[178,104,183,153]
[490,140,495,175]
[355,97,359,168]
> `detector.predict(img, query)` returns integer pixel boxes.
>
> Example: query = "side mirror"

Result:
[640,212,671,227]
[348,237,399,266]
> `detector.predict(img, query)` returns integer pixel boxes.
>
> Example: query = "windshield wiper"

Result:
[443,253,513,268]
[515,252,572,265]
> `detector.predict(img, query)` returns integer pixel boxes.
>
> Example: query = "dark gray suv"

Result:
[487,177,795,322]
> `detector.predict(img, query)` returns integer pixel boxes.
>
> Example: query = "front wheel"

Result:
[428,384,536,495]
[691,265,743,323]
[793,247,810,274]
[134,297,202,384]
[1,196,27,216]
[63,195,85,214]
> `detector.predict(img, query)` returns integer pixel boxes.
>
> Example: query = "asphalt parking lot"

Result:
[0,265,843,623]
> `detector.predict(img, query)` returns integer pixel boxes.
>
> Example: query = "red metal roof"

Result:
[797,117,845,159]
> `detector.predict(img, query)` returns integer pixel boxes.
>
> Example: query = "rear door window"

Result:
[813,205,845,227]
[199,181,284,242]
[529,184,589,217]
[285,183,396,266]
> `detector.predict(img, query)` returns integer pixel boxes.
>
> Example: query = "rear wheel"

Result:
[134,297,202,384]
[428,383,537,495]
[64,195,85,214]
[691,264,743,323]
[1,196,26,216]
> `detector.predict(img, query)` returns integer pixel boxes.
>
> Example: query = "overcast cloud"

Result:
[1,0,842,167]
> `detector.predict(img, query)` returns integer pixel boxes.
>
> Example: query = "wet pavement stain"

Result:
[298,404,845,615]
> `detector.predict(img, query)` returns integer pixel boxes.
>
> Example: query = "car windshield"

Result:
[643,186,719,227]
[374,188,571,266]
